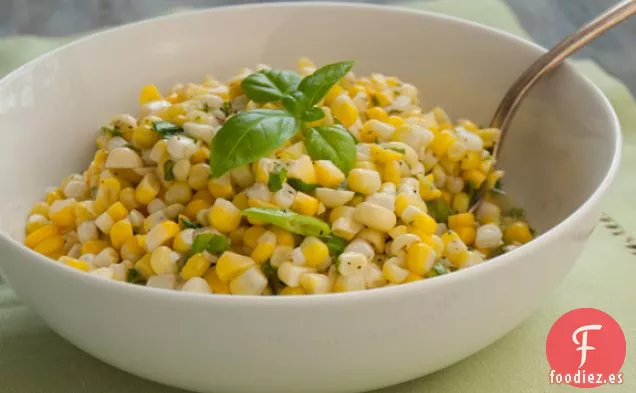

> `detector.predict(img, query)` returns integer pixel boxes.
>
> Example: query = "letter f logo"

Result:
[572,324,602,368]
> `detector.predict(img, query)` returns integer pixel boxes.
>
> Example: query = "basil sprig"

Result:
[209,61,356,178]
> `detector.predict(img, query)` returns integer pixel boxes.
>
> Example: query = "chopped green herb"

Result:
[221,101,233,117]
[287,178,319,193]
[202,102,211,112]
[268,167,288,192]
[507,207,525,220]
[262,262,285,294]
[101,126,123,137]
[124,143,141,152]
[90,186,98,198]
[371,95,380,106]
[190,233,230,256]
[151,121,183,138]
[126,268,145,284]
[323,235,348,257]
[388,109,402,115]
[426,198,452,224]
[427,262,450,277]
[163,160,176,181]
[490,245,507,258]
[179,215,202,229]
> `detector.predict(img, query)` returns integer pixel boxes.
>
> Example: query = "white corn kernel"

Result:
[147,199,167,214]
[343,239,375,261]
[475,223,503,249]
[229,266,268,295]
[77,221,99,243]
[93,247,119,267]
[181,277,212,293]
[271,246,294,267]
[315,188,355,208]
[365,192,395,211]
[105,147,143,169]
[272,183,296,209]
[278,262,314,287]
[146,274,178,290]
[337,252,368,276]
[353,202,397,232]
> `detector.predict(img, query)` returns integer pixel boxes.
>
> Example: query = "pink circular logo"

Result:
[546,308,626,388]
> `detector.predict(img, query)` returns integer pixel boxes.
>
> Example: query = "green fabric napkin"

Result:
[1,0,635,392]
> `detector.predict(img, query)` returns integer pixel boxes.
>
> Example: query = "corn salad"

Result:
[23,58,535,295]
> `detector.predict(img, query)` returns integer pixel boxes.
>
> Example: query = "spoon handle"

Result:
[490,0,636,158]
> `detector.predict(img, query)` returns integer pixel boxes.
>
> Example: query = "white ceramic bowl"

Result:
[0,3,621,393]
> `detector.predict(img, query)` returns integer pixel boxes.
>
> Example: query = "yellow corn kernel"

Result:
[26,215,50,234]
[182,254,212,280]
[347,168,381,195]
[280,286,306,295]
[418,174,439,201]
[46,188,63,205]
[121,236,145,262]
[314,160,345,188]
[209,198,241,233]
[49,200,77,228]
[448,213,476,230]
[132,125,161,149]
[370,145,403,164]
[25,224,59,249]
[164,182,193,205]
[33,235,64,257]
[208,175,234,199]
[134,253,155,279]
[243,226,266,250]
[134,173,160,205]
[81,240,110,255]
[477,128,501,148]
[183,199,211,219]
[107,202,129,222]
[395,194,410,216]
[216,251,255,283]
[59,256,90,272]
[487,170,505,189]
[74,201,96,225]
[301,237,329,268]
[269,227,295,247]
[388,225,408,239]
[291,192,319,216]
[382,161,401,185]
[366,107,388,122]
[331,94,359,127]
[382,260,409,284]
[203,267,230,294]
[359,121,377,143]
[457,226,476,246]
[329,206,354,224]
[405,273,423,283]
[354,160,378,171]
[441,191,452,206]
[192,189,215,204]
[145,221,180,251]
[190,147,210,164]
[430,129,456,157]
[251,232,277,264]
[375,91,392,106]
[504,221,533,244]
[30,202,50,218]
[287,155,317,184]
[324,84,345,106]
[110,219,134,250]
[406,242,435,275]
[229,227,245,248]
[387,115,405,128]
[119,187,138,211]
[232,192,249,210]
[139,84,163,104]
[410,212,437,235]
[452,192,470,214]
[461,151,481,170]
[94,178,121,214]
[463,169,487,189]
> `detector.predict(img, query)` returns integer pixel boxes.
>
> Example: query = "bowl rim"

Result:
[0,1,623,306]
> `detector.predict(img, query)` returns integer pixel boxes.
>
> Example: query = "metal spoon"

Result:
[469,0,636,213]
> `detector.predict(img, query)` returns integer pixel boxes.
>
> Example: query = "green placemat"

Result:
[1,1,635,392]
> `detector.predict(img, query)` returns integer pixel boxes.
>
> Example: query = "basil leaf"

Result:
[302,107,325,122]
[152,121,183,138]
[323,236,348,257]
[101,126,123,137]
[163,160,175,181]
[209,110,297,178]
[304,125,356,173]
[179,215,202,229]
[287,178,319,193]
[298,61,354,106]
[242,207,330,237]
[241,69,301,103]
[282,91,307,117]
[190,233,230,256]
[268,167,288,192]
